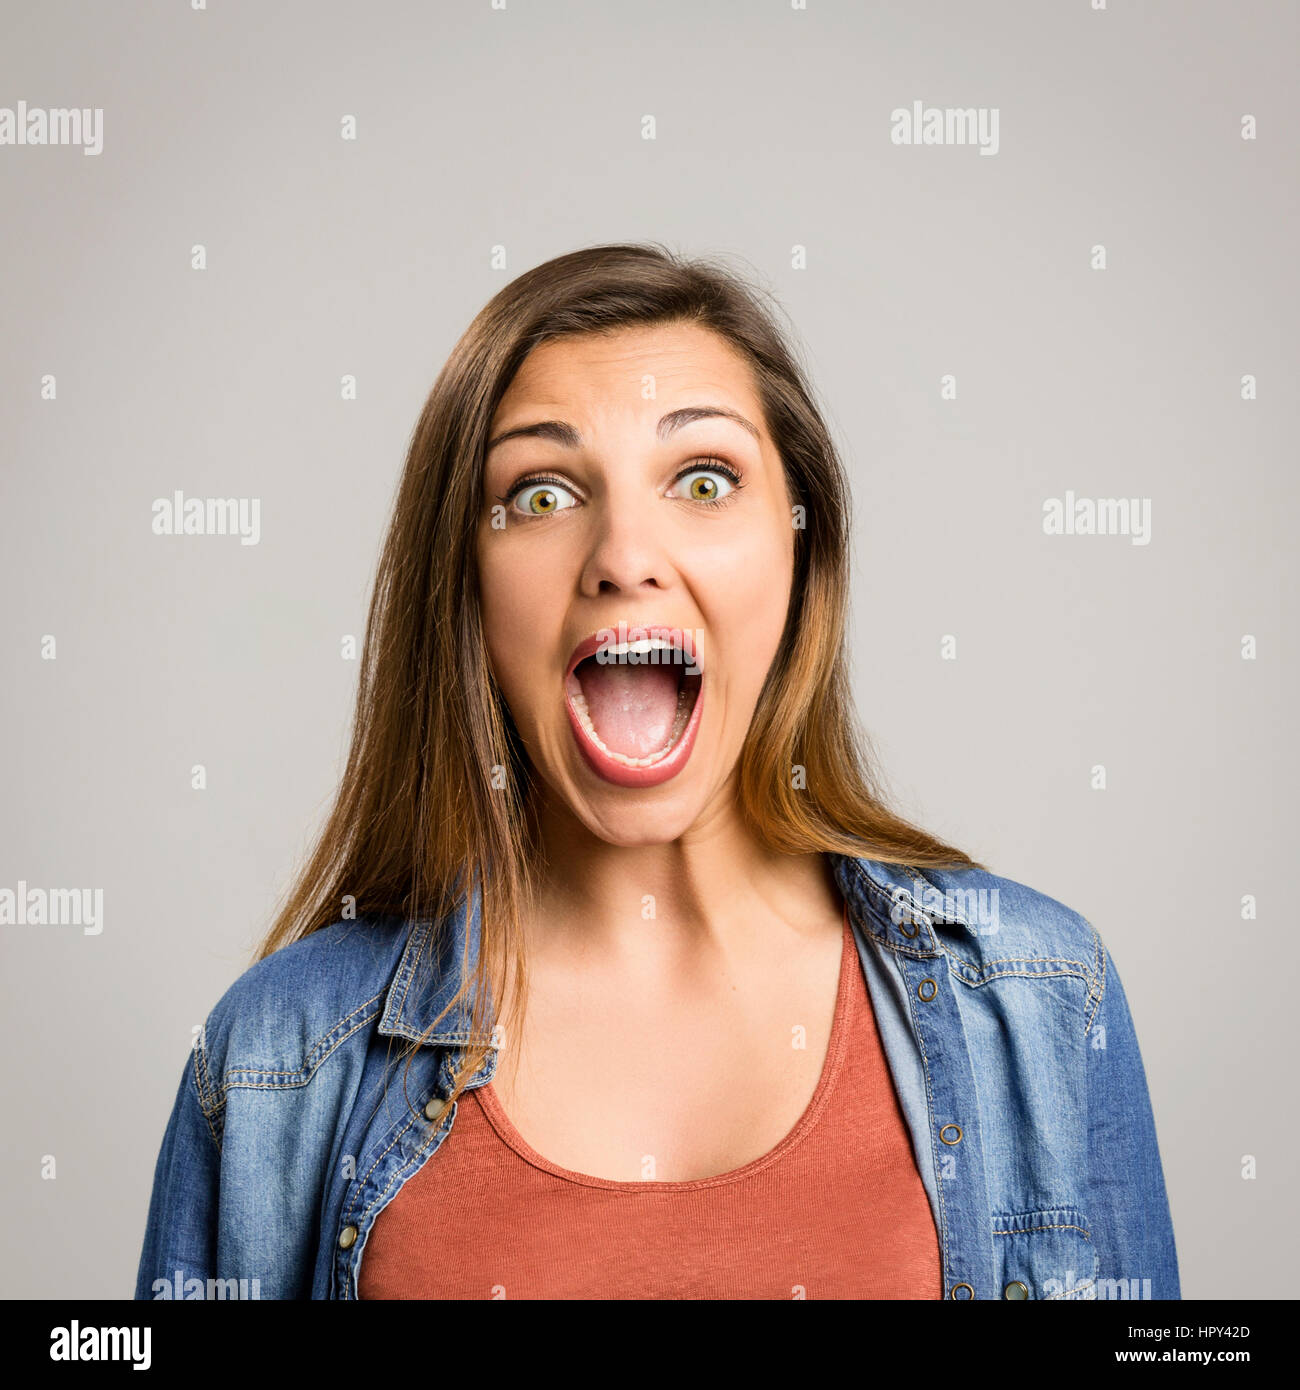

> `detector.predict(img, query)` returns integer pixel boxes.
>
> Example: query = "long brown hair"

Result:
[258,242,979,1114]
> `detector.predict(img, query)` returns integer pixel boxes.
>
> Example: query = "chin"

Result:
[564,784,708,848]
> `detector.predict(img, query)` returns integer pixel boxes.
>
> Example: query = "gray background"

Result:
[1,0,1295,1299]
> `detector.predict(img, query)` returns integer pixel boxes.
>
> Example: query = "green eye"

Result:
[512,481,578,516]
[673,467,736,504]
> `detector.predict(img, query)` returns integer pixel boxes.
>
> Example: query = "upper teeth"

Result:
[599,638,672,660]
[595,637,701,673]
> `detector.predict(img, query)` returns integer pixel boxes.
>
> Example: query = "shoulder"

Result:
[198,916,411,1090]
[923,862,1101,961]
[839,854,1106,1001]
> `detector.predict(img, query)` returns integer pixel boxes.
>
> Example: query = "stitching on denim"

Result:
[982,956,1092,968]
[192,1037,212,1110]
[871,930,1100,1010]
[223,1004,381,1089]
[191,1044,224,1151]
[956,966,1093,987]
[223,990,385,1081]
[867,878,928,945]
[345,1104,455,1300]
[1085,930,1107,1037]
[846,869,941,959]
[387,917,435,1031]
[868,873,964,956]
[873,939,940,963]
[850,859,1106,989]
[303,992,387,1070]
[1045,1277,1096,1300]
[343,1107,424,1230]
[339,1108,425,1301]
[848,864,932,941]
[897,947,953,1289]
[339,1099,449,1301]
[367,1108,450,1214]
[993,1211,1097,1299]
[191,1016,223,1131]
[901,865,973,928]
[993,1223,1091,1238]
[991,1206,1091,1227]
[846,888,953,1284]
[197,1025,218,1108]
[945,945,1097,983]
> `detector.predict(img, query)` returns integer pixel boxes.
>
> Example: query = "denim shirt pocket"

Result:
[992,1207,1099,1300]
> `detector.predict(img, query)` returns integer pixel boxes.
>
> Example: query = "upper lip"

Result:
[564,626,701,679]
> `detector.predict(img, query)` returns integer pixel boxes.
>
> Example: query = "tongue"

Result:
[577,661,680,757]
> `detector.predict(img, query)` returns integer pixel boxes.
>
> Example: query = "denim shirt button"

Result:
[424,1097,446,1121]
[1003,1281,1029,1300]
[948,1283,975,1299]
[338,1225,358,1250]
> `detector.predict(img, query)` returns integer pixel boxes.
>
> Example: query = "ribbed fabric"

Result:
[359,909,942,1300]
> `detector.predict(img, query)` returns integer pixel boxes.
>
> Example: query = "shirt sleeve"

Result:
[133,1048,221,1300]
[1082,936,1182,1300]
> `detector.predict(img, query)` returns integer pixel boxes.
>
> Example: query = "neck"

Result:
[526,784,841,960]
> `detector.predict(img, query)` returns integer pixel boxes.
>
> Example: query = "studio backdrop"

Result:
[1,0,1295,1300]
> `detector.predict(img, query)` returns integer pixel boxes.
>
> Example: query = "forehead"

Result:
[491,322,762,425]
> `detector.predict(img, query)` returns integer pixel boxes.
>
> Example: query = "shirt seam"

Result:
[221,993,386,1089]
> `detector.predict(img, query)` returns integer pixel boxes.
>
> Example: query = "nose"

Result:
[577,497,671,598]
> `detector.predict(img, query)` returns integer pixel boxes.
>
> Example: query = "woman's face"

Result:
[477,322,795,847]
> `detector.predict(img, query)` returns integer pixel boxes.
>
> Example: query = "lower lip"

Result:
[564,679,705,789]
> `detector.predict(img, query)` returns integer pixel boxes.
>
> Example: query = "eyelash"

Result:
[496,458,745,515]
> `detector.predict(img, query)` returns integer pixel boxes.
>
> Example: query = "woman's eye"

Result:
[671,467,736,504]
[511,480,579,516]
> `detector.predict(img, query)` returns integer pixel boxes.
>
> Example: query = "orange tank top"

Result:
[359,910,943,1299]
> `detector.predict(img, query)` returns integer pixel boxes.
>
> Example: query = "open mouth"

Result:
[563,627,705,788]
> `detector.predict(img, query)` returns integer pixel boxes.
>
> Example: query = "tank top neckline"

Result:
[472,900,856,1192]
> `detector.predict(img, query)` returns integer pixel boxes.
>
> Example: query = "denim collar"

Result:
[377,887,486,1047]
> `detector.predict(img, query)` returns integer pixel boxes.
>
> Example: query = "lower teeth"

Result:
[570,686,694,768]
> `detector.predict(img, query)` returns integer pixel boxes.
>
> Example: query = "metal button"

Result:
[917,978,938,1002]
[1003,1281,1029,1300]
[424,1096,446,1121]
[899,919,920,938]
[949,1283,975,1299]
[338,1225,358,1250]
[939,1123,963,1145]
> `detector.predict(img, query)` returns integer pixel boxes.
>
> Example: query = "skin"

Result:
[476,322,846,1182]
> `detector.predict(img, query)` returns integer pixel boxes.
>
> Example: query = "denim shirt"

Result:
[133,853,1181,1301]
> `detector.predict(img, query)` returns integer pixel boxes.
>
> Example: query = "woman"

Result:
[135,243,1180,1301]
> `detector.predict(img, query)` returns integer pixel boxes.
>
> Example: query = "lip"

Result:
[563,625,704,789]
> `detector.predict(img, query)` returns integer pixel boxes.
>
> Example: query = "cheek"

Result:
[693,514,794,690]
[476,538,556,725]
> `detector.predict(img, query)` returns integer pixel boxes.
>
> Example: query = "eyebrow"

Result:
[485,405,761,454]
